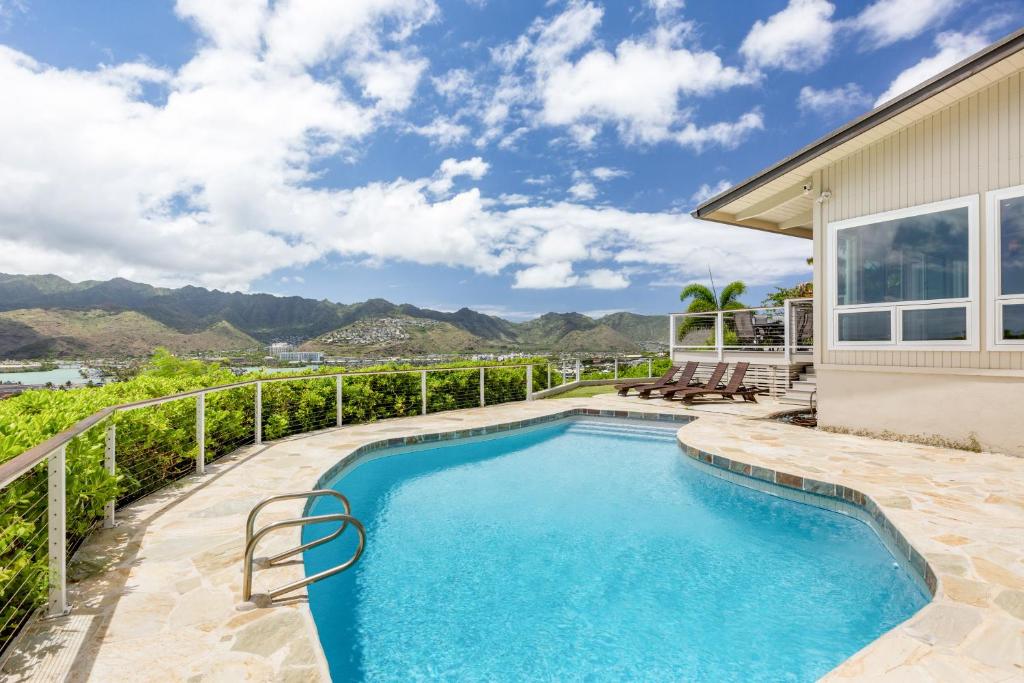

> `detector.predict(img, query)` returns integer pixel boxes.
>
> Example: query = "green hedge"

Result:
[0,351,561,651]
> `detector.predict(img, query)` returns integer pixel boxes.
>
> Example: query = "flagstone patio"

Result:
[2,394,1022,681]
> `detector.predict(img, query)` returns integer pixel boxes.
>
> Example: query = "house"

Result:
[692,28,1024,456]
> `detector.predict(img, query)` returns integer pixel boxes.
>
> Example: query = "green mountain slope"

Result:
[0,273,668,357]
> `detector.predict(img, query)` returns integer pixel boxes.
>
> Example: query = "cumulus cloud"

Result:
[851,0,958,49]
[483,1,760,151]
[427,156,490,195]
[411,116,471,146]
[798,83,873,117]
[0,0,812,293]
[590,166,628,181]
[740,0,836,72]
[568,181,598,201]
[875,31,988,106]
[690,179,731,206]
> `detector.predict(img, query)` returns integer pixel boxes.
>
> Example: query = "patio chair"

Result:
[659,362,727,401]
[733,311,756,346]
[615,363,683,396]
[635,362,700,399]
[674,362,764,404]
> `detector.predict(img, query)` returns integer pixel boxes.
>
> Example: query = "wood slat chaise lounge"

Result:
[636,361,702,399]
[668,362,764,404]
[615,363,683,396]
[659,362,727,401]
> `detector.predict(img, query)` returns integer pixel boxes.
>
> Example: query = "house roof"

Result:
[692,27,1024,240]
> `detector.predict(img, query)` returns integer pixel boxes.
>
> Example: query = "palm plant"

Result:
[677,280,748,341]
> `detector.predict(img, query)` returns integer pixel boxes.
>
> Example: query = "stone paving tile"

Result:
[2,394,1022,681]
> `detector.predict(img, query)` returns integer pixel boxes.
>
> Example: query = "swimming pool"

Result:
[304,418,928,682]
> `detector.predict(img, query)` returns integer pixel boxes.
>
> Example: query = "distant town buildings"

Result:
[277,351,323,363]
[268,342,293,354]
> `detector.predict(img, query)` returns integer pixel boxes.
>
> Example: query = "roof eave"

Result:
[693,27,1024,220]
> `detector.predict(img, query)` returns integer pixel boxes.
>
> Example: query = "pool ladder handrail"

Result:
[242,490,366,603]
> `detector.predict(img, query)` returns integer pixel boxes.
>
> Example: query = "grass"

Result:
[544,385,618,399]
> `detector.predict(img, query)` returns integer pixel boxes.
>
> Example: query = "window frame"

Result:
[827,195,980,352]
[985,184,1024,350]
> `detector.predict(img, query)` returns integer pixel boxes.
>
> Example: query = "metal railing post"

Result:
[196,392,205,474]
[647,358,653,378]
[420,370,427,415]
[575,359,581,383]
[479,367,485,407]
[336,375,343,427]
[669,314,677,359]
[613,357,618,380]
[783,299,792,364]
[715,312,725,362]
[255,381,262,445]
[526,365,533,401]
[103,424,116,529]
[47,445,67,617]
[547,363,552,389]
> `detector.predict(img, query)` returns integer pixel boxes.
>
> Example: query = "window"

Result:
[986,186,1024,349]
[829,196,978,350]
[837,310,891,342]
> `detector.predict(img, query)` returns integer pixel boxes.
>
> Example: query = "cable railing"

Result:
[0,355,668,657]
[668,298,814,361]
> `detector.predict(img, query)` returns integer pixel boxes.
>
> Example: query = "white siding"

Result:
[816,71,1024,371]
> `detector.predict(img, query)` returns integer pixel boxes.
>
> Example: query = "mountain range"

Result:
[0,273,668,358]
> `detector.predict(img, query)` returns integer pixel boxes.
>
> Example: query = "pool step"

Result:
[567,422,679,441]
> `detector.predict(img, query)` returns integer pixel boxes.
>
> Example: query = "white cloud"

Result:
[431,67,473,99]
[0,1,812,294]
[427,156,490,195]
[690,179,731,206]
[411,116,470,146]
[740,0,836,71]
[512,262,578,288]
[591,166,627,181]
[852,0,958,49]
[875,31,988,106]
[798,83,873,116]
[483,2,759,151]
[497,193,530,206]
[672,111,764,151]
[648,0,684,21]
[580,268,629,289]
[348,50,428,111]
[568,181,598,201]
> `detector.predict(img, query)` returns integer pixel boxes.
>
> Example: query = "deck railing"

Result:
[668,298,813,361]
[0,355,668,657]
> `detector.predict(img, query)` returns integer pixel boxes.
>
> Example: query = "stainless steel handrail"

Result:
[0,360,552,487]
[242,513,365,602]
[245,490,351,566]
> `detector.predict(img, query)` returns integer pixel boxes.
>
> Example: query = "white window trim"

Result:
[985,184,1024,350]
[827,195,980,352]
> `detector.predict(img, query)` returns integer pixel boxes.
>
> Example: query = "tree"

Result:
[679,280,748,313]
[677,280,748,340]
[761,281,813,307]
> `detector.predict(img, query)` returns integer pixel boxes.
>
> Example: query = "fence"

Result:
[669,298,814,361]
[0,354,673,656]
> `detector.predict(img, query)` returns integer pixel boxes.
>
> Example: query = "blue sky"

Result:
[0,1,1019,319]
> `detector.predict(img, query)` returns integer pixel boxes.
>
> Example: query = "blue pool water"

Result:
[304,419,927,682]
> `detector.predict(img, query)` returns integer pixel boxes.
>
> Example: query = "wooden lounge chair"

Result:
[615,363,682,396]
[674,362,764,404]
[660,362,727,401]
[635,362,700,399]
